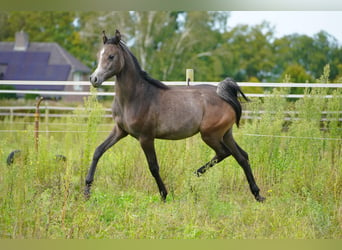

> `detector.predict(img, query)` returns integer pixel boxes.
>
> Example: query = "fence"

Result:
[1,80,341,98]
[0,80,341,142]
[0,80,341,121]
[1,106,341,122]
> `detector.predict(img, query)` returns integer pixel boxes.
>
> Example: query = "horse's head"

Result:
[90,30,125,87]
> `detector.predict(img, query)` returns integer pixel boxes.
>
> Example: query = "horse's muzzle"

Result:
[89,74,103,88]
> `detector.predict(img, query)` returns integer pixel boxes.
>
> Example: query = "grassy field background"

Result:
[0,86,341,239]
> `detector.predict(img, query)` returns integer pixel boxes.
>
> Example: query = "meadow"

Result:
[0,86,341,239]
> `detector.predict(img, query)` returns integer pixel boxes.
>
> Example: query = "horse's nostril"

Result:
[90,76,98,84]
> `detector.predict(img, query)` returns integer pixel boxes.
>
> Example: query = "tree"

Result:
[1,11,341,83]
[281,64,313,83]
[78,11,230,81]
[78,11,183,78]
[273,31,342,82]
[153,11,229,81]
[218,22,275,82]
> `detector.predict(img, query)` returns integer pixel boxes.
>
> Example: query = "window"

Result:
[73,72,83,91]
[0,64,8,79]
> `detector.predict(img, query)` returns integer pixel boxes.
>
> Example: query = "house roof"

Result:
[0,41,90,74]
[0,51,70,83]
[0,32,91,92]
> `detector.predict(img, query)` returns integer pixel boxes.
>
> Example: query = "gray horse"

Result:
[85,30,265,202]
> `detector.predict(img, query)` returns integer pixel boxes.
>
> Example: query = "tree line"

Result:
[1,11,342,83]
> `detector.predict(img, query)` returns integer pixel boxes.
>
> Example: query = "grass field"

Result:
[0,86,341,239]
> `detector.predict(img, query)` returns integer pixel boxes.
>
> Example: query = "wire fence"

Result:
[1,106,341,121]
[1,129,341,141]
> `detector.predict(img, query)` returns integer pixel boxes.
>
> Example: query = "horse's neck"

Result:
[115,50,160,106]
[115,68,157,105]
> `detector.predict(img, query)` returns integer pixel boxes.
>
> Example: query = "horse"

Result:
[86,29,265,202]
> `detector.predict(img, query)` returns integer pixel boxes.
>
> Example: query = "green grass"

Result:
[0,87,341,239]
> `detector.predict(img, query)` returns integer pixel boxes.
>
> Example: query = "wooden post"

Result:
[185,69,194,152]
[34,97,44,152]
[186,69,194,86]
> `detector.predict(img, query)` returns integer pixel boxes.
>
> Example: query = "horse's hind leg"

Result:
[223,130,265,202]
[196,133,231,176]
[84,124,127,199]
[195,155,222,176]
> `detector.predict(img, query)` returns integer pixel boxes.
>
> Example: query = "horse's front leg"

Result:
[139,137,168,201]
[84,125,127,199]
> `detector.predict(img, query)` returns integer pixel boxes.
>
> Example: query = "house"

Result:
[0,31,91,101]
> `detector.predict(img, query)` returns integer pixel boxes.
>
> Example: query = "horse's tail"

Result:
[216,77,250,127]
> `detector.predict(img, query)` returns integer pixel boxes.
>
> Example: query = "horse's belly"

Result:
[156,126,199,140]
[155,111,202,140]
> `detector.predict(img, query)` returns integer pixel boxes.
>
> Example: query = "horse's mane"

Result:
[118,41,169,90]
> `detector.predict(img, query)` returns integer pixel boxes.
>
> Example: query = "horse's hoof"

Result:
[84,187,91,200]
[256,195,266,203]
[160,190,168,202]
[55,154,67,162]
[84,192,89,200]
[84,193,90,200]
[194,169,204,177]
[6,150,21,165]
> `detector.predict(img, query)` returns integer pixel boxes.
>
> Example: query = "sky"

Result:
[228,11,342,45]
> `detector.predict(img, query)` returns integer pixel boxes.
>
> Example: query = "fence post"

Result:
[185,69,194,152]
[186,69,194,86]
[34,97,44,152]
[10,107,14,123]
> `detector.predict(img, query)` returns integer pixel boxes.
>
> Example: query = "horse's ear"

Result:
[114,29,121,44]
[102,30,108,44]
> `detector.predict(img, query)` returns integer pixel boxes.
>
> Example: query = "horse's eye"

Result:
[108,55,115,60]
